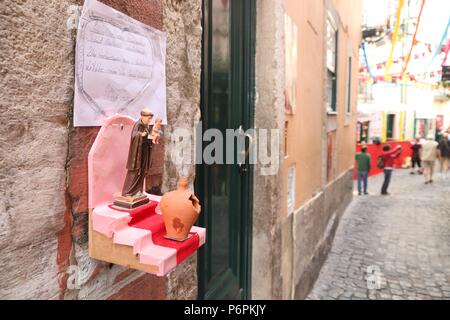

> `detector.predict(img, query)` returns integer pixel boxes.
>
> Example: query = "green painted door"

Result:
[386,114,395,139]
[196,0,255,300]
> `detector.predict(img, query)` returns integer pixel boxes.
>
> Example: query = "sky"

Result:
[362,0,450,73]
[360,0,449,108]
[363,0,450,45]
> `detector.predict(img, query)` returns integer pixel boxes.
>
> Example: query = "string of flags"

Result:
[385,0,404,76]
[359,73,442,90]
[360,0,450,90]
[359,70,443,81]
[425,17,450,70]
[360,45,445,84]
[361,42,375,80]
[359,50,441,72]
[443,38,450,67]
[401,0,426,77]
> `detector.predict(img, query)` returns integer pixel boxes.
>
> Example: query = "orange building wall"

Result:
[333,0,362,176]
[281,0,325,222]
[282,0,362,220]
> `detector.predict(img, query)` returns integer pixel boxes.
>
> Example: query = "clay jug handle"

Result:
[189,194,201,213]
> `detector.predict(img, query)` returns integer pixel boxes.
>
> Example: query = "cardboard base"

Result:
[89,204,206,276]
[163,234,193,242]
[88,210,159,274]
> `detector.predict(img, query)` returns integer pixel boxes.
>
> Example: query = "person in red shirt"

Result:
[381,144,402,195]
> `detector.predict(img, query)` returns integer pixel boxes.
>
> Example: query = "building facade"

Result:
[0,0,361,299]
[280,0,362,299]
[358,86,450,145]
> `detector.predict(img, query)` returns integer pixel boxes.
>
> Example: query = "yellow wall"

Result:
[282,0,362,220]
[381,112,387,142]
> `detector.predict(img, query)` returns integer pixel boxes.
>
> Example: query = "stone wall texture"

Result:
[292,169,354,299]
[1,0,76,299]
[1,0,202,299]
[252,0,285,300]
[162,0,202,300]
[161,0,202,193]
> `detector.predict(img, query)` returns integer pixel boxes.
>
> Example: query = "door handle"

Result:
[237,125,253,174]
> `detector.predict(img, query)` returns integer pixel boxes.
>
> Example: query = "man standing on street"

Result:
[355,145,371,195]
[438,132,450,180]
[381,144,402,195]
[410,136,422,175]
[421,134,439,184]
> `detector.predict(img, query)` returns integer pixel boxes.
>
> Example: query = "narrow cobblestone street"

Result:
[308,168,450,300]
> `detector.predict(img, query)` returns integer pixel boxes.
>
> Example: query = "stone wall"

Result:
[1,0,76,299]
[252,0,285,300]
[162,0,202,300]
[0,0,202,299]
[291,169,354,299]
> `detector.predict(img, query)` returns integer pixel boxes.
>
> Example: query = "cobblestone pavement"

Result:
[307,168,450,300]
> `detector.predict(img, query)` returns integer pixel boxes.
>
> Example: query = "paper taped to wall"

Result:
[74,0,167,127]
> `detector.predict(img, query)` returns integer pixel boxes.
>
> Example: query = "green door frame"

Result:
[386,114,395,139]
[196,0,256,300]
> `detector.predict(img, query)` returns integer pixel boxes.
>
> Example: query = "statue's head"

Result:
[140,108,154,125]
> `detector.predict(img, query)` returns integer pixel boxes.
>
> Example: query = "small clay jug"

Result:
[160,177,201,241]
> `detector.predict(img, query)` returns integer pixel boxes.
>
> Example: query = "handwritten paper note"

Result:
[74,0,167,127]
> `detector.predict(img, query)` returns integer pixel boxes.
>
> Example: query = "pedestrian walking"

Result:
[437,132,450,179]
[380,144,402,195]
[421,134,439,184]
[410,136,422,175]
[355,145,371,195]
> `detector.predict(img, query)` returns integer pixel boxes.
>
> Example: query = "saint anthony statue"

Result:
[121,108,154,196]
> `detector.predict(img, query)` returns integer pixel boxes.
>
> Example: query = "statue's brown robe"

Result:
[121,120,153,196]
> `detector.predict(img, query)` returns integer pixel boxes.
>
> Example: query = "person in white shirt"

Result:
[421,134,439,184]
